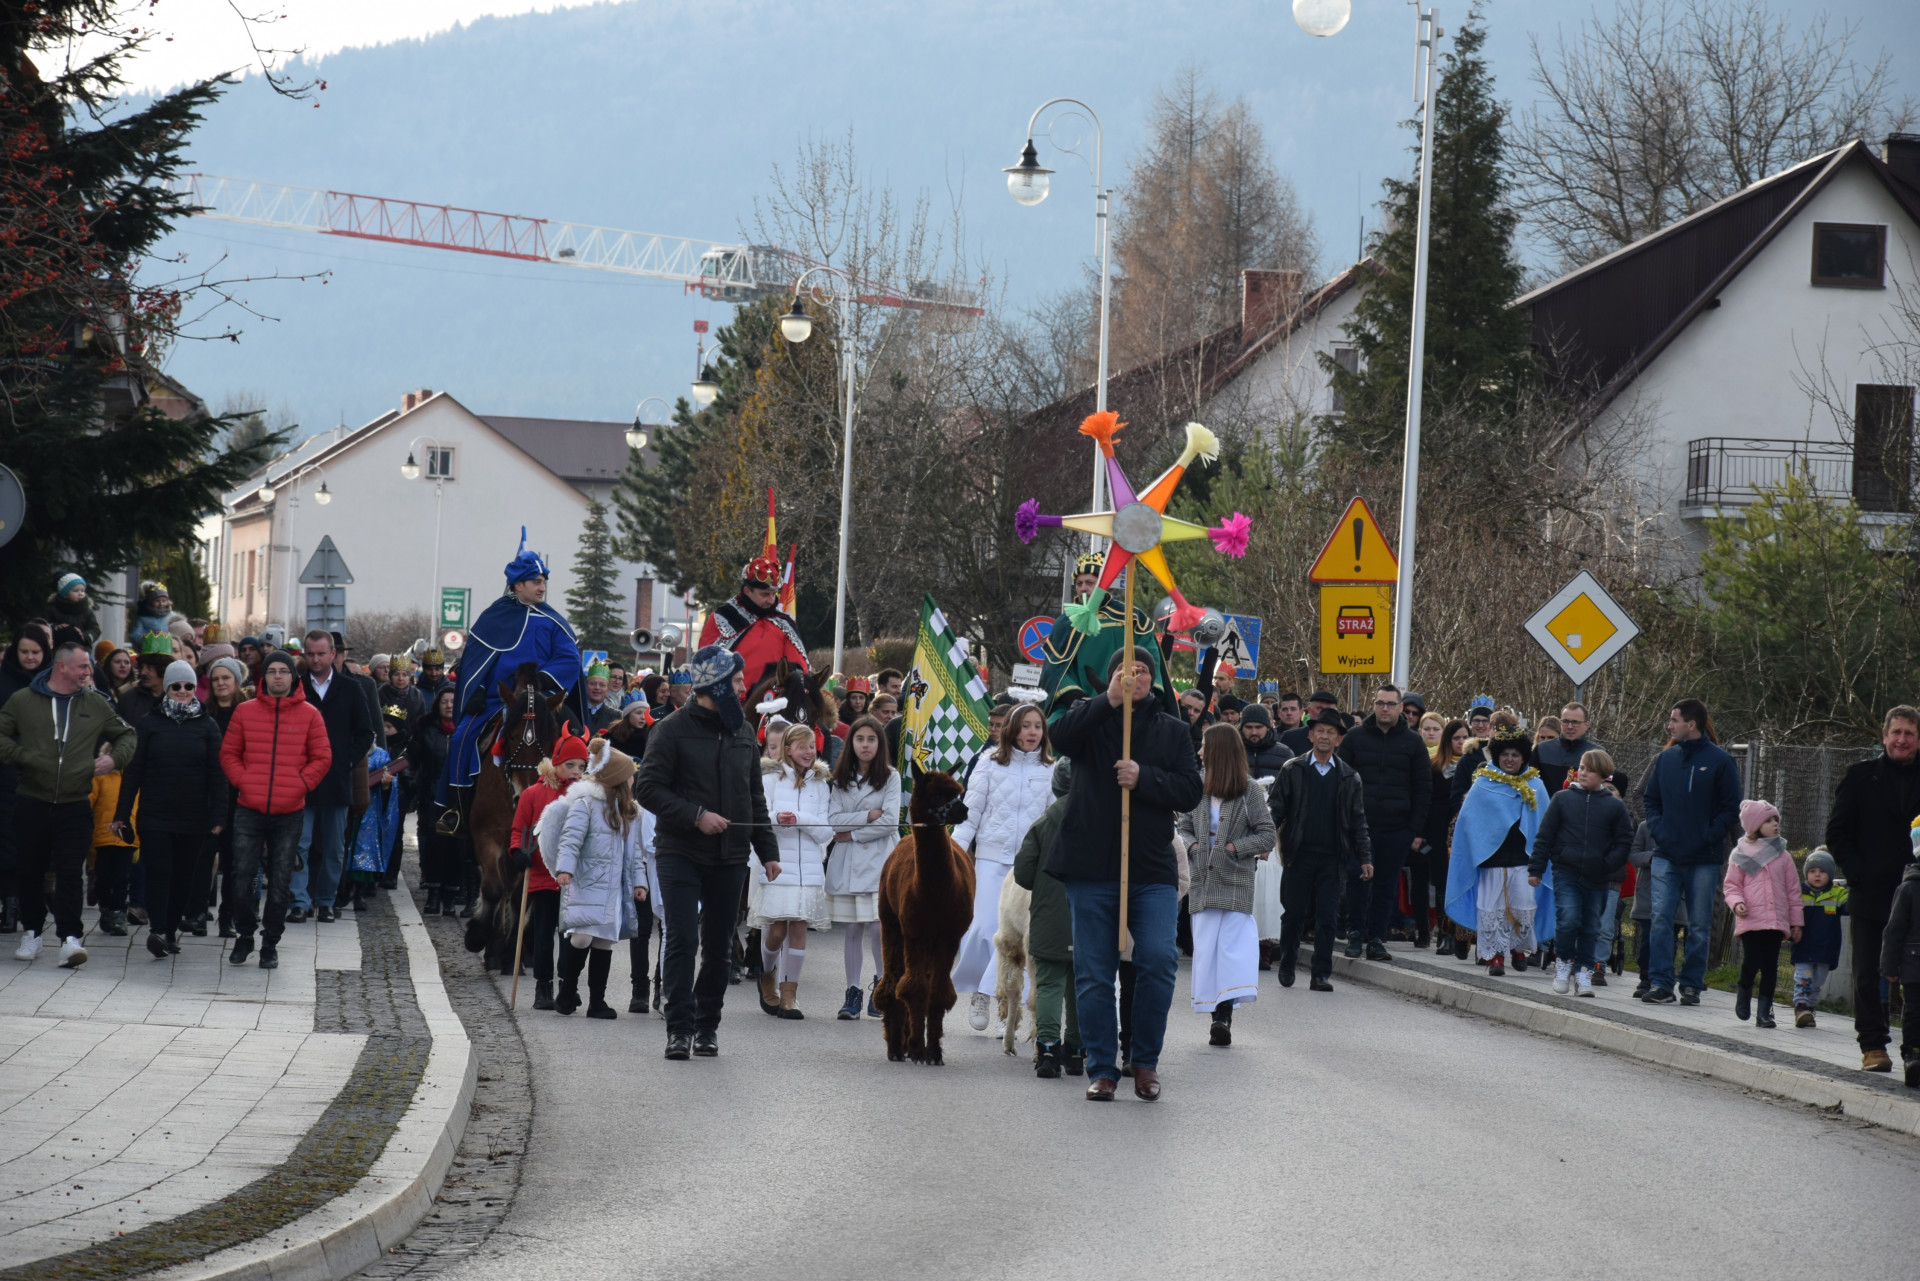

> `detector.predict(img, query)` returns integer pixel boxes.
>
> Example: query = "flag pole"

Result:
[1118,567,1135,962]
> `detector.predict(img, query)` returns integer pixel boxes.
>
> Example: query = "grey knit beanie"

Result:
[1802,848,1838,880]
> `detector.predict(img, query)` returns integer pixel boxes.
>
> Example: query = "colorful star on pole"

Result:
[1016,412,1252,637]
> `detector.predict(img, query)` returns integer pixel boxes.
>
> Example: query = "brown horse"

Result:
[875,767,975,1065]
[463,662,569,971]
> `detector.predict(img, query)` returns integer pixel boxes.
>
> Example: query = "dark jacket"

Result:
[1242,730,1292,781]
[301,671,376,807]
[1878,864,1920,984]
[635,699,778,868]
[1793,881,1848,968]
[1825,752,1920,911]
[1425,762,1458,856]
[1013,796,1071,962]
[1533,734,1597,796]
[115,705,228,834]
[1044,693,1203,886]
[1338,716,1431,834]
[1269,752,1373,867]
[117,682,164,729]
[1642,736,1742,866]
[408,712,453,818]
[342,669,383,750]
[1528,785,1633,890]
[0,670,136,804]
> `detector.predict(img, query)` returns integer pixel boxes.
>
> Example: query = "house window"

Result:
[1811,223,1886,288]
[426,446,456,479]
[1329,346,1360,414]
[1853,383,1915,511]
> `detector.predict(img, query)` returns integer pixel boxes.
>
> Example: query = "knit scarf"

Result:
[161,696,203,723]
[1731,834,1787,874]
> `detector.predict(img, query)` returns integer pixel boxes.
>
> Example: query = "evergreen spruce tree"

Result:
[565,497,624,654]
[1325,9,1532,462]
[0,4,282,624]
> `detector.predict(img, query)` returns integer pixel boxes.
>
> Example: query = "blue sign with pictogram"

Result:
[1017,615,1054,663]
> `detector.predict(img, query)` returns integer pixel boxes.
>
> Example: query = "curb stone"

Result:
[1332,954,1920,1139]
[145,886,476,1281]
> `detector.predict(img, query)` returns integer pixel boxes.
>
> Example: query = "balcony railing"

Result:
[1683,437,1910,513]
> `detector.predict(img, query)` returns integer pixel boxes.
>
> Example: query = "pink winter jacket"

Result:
[1723,839,1806,935]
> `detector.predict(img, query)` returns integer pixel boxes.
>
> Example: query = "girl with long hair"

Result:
[548,743,649,1019]
[825,714,900,1019]
[1175,724,1276,1045]
[1428,718,1470,955]
[755,722,833,1019]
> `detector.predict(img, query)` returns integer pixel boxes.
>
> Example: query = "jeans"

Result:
[1033,955,1081,1049]
[1348,826,1413,944]
[1792,962,1831,1008]
[14,796,91,940]
[1650,857,1722,992]
[230,806,303,945]
[657,852,749,1035]
[289,804,348,911]
[1593,888,1622,972]
[1064,878,1178,1081]
[1278,858,1344,980]
[1553,881,1613,971]
[140,830,204,938]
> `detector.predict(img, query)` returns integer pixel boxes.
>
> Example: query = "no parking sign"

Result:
[1017,615,1054,663]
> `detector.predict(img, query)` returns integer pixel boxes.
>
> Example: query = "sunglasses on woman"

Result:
[168,682,196,691]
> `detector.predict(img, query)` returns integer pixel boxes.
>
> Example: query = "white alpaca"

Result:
[991,872,1035,1055]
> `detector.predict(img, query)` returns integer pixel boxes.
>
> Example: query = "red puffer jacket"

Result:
[220,685,332,815]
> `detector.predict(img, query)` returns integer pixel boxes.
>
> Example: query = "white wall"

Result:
[1200,285,1365,431]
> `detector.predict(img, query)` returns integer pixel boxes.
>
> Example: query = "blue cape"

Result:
[436,594,584,802]
[1444,768,1555,940]
[348,748,401,882]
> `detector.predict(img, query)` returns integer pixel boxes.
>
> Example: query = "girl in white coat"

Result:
[950,701,1055,1032]
[755,722,834,1019]
[544,744,649,1020]
[825,715,901,1020]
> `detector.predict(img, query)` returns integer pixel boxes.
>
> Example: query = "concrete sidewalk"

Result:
[0,885,473,1280]
[1333,940,1920,1137]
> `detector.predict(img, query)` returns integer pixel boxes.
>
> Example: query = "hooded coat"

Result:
[0,669,136,804]
[951,747,1055,867]
[547,777,648,942]
[1722,837,1806,936]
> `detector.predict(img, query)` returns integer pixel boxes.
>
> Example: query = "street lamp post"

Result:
[629,397,671,452]
[778,270,859,676]
[1006,98,1112,542]
[400,437,447,633]
[1304,0,1440,689]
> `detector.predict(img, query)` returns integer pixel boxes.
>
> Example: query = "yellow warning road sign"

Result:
[1523,571,1639,684]
[1308,497,1398,584]
[1318,584,1393,673]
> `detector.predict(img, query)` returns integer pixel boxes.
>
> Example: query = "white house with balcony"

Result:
[210,389,691,654]
[1521,136,1920,548]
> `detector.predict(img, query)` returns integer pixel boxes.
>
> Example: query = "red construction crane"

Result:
[173,174,982,314]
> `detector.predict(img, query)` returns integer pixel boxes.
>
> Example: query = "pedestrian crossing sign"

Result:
[1523,571,1639,684]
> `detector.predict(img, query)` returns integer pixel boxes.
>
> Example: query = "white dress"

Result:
[949,748,1056,995]
[754,763,833,930]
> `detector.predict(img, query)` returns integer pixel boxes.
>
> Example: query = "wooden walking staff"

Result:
[508,868,531,1009]
[1118,565,1135,961]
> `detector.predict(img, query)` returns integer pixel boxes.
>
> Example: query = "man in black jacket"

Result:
[1272,709,1372,990]
[1825,705,1920,1073]
[1047,647,1203,1101]
[1337,683,1431,961]
[292,631,375,924]
[635,645,781,1061]
[1239,704,1292,780]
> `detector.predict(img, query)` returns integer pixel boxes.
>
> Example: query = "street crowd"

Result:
[2,553,1918,1105]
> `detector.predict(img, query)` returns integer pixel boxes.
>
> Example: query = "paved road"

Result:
[454,954,1918,1281]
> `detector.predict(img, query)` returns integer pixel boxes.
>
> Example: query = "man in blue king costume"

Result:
[435,529,586,833]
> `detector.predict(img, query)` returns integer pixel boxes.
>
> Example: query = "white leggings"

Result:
[568,933,615,951]
[843,921,884,986]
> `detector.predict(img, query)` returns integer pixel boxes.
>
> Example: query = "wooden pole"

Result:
[508,867,531,1009]
[1119,567,1135,961]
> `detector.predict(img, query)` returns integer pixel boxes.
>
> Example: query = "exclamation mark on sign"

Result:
[1352,518,1364,574]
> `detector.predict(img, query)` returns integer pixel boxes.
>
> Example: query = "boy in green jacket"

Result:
[1013,760,1080,1078]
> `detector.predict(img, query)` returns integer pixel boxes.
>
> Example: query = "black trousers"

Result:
[230,806,303,946]
[1404,846,1432,937]
[140,830,205,938]
[1851,896,1893,1053]
[15,796,91,940]
[1904,983,1920,1059]
[417,808,456,887]
[524,889,559,982]
[1736,929,1784,998]
[96,844,133,915]
[657,852,748,1035]
[1279,858,1345,980]
[629,910,655,995]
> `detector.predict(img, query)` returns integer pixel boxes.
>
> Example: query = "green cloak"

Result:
[1039,589,1177,726]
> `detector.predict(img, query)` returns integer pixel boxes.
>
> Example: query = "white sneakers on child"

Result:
[1574,968,1595,997]
[1552,959,1572,994]
[968,991,991,1031]
[58,938,87,968]
[14,931,40,961]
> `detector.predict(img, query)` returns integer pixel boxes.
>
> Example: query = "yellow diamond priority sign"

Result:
[1523,572,1638,685]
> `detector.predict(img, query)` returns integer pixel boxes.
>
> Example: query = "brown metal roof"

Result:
[481,416,657,487]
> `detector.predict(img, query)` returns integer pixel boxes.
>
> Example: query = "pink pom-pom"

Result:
[1209,511,1251,558]
[1015,499,1041,544]
[1168,604,1205,631]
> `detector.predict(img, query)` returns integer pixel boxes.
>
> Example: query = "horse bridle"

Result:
[499,685,546,793]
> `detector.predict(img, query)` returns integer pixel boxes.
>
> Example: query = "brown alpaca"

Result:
[875,769,975,1065]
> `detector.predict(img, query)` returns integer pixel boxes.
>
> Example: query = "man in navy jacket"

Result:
[1641,698,1742,1004]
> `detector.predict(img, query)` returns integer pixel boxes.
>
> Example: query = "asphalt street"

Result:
[454,952,1919,1281]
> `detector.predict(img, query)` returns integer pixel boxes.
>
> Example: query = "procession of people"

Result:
[3,523,1918,1102]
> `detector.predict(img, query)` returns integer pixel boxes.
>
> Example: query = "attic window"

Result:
[426,446,456,479]
[1811,223,1885,288]
[1329,346,1360,414]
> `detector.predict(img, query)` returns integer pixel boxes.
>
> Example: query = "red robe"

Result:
[509,777,571,894]
[696,593,809,685]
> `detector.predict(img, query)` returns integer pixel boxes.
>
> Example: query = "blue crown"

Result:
[667,668,693,686]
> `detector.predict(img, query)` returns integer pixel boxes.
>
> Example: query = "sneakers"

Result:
[230,937,254,965]
[1343,939,1364,959]
[99,912,128,937]
[14,931,41,961]
[1643,986,1677,1004]
[1794,1005,1816,1028]
[1364,940,1391,962]
[1679,986,1701,1006]
[258,945,279,969]
[867,978,881,1019]
[837,985,863,1020]
[1035,1041,1061,1078]
[1486,955,1505,977]
[1590,969,1607,987]
[1510,951,1529,973]
[968,991,991,1031]
[1574,968,1595,998]
[1552,960,1572,994]
[1632,978,1651,999]
[1063,1044,1086,1075]
[58,937,87,968]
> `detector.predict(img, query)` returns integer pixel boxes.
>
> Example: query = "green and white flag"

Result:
[897,592,992,781]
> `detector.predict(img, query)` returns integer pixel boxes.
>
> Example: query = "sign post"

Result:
[439,587,470,632]
[1523,571,1640,699]
[298,535,354,635]
[1309,498,1398,706]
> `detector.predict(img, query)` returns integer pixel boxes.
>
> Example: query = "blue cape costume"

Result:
[349,748,402,883]
[1444,767,1555,942]
[435,531,586,804]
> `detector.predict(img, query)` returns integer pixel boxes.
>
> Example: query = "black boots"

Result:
[457,866,478,918]
[0,896,14,934]
[1210,1001,1234,1046]
[585,947,615,1019]
[556,943,585,1015]
[533,979,555,1011]
[1735,983,1753,1021]
[1754,996,1776,1029]
[424,886,443,916]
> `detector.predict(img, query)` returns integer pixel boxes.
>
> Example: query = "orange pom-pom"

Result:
[1078,410,1125,452]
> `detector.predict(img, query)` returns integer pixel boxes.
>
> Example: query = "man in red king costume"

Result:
[696,554,809,689]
